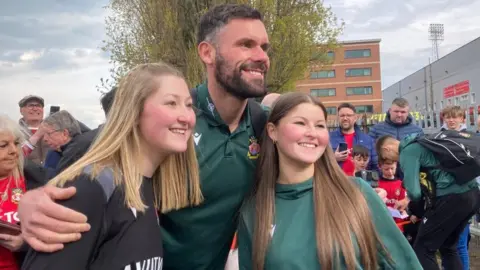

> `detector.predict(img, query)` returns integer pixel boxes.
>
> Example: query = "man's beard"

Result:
[214,53,267,99]
[341,122,353,132]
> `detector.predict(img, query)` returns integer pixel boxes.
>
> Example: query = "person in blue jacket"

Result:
[330,103,377,175]
[369,97,422,179]
[369,97,423,141]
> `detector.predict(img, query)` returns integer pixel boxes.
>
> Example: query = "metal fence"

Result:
[327,108,480,134]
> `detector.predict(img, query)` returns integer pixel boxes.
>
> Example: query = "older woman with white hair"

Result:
[0,115,48,269]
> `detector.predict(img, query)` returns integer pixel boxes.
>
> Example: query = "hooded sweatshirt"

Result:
[399,134,478,200]
[238,177,421,269]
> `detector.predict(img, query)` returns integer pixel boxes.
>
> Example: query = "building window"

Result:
[327,51,334,58]
[471,93,476,104]
[311,88,336,97]
[344,49,371,59]
[455,97,460,105]
[310,70,335,79]
[326,107,337,115]
[345,68,372,77]
[346,86,373,96]
[355,105,373,113]
[440,100,444,109]
[460,95,468,102]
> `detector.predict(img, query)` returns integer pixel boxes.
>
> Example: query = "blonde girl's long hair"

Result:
[50,62,203,213]
[252,92,390,269]
[0,115,25,184]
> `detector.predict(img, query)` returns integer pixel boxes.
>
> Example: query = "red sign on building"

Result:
[443,80,470,98]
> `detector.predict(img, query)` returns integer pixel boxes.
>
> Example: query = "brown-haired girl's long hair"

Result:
[50,62,203,213]
[252,92,389,270]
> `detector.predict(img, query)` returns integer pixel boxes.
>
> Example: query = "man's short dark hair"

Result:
[375,135,395,161]
[352,145,369,159]
[197,4,263,46]
[338,103,356,113]
[101,87,117,116]
[392,97,409,108]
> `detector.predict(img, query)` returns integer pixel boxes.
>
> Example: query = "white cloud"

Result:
[325,0,480,89]
[2,0,480,129]
[0,0,110,128]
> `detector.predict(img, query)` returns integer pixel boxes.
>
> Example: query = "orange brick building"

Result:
[295,39,382,120]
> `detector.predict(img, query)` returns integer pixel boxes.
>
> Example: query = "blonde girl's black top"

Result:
[22,166,164,270]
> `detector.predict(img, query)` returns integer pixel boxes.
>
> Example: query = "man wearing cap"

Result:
[18,95,49,165]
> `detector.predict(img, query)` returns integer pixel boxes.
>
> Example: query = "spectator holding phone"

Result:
[330,103,377,176]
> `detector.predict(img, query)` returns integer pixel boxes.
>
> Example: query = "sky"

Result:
[1,0,480,127]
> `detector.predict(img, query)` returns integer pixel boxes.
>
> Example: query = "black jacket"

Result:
[55,127,101,174]
[16,159,50,266]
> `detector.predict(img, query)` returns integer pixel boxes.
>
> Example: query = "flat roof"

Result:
[338,39,382,45]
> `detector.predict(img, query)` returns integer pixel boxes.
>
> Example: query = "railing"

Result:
[328,109,480,134]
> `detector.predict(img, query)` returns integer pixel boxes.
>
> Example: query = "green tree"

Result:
[99,0,343,93]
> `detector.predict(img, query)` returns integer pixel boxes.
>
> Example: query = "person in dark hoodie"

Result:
[54,88,116,174]
[369,98,423,141]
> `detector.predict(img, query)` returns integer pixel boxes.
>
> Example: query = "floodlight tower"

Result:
[429,23,444,61]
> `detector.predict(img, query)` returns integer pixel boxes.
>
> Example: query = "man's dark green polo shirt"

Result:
[161,83,262,269]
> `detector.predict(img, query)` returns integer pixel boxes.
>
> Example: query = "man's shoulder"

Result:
[71,128,99,147]
[355,129,373,141]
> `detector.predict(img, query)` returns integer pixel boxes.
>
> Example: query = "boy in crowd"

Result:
[352,145,369,172]
[352,145,387,202]
[376,133,480,270]
[439,105,471,270]
[377,160,410,231]
[441,105,467,132]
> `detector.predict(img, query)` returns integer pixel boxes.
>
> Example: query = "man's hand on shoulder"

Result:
[19,185,91,252]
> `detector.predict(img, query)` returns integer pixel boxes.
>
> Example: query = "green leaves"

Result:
[100,0,343,93]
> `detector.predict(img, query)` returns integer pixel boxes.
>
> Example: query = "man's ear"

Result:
[62,129,70,138]
[198,41,216,66]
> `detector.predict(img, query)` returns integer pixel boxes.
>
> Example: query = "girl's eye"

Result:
[294,121,305,126]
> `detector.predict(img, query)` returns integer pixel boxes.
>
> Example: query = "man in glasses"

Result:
[18,95,49,165]
[329,102,378,176]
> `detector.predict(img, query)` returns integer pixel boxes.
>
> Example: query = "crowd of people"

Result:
[1,3,480,270]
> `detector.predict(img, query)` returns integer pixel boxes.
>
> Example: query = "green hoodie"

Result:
[399,134,478,200]
[238,177,421,270]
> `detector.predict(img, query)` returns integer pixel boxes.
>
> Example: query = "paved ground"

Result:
[470,235,480,269]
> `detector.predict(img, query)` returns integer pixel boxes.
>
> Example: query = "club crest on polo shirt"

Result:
[11,188,23,204]
[247,136,260,159]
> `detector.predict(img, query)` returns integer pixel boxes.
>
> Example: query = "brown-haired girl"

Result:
[238,92,421,269]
